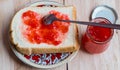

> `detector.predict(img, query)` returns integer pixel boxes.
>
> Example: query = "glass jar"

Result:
[82,17,114,54]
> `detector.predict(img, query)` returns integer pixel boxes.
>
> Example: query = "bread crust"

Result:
[10,6,80,55]
[10,26,79,55]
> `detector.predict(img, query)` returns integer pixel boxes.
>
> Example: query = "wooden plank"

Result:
[115,0,120,47]
[30,0,63,4]
[0,0,20,70]
[64,0,120,70]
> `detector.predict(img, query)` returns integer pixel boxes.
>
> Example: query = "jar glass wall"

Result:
[82,17,114,54]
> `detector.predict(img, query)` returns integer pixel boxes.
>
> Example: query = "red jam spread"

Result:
[82,18,113,54]
[22,10,70,45]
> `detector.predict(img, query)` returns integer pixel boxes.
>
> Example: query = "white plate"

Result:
[9,42,78,68]
[9,1,78,68]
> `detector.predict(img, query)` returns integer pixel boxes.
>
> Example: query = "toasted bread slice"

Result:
[10,6,79,55]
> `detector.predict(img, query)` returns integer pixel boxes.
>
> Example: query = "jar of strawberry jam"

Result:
[82,17,114,54]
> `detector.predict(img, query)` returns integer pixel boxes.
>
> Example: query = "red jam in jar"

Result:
[21,10,70,45]
[82,18,114,54]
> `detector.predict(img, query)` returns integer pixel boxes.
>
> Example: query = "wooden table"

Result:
[0,0,120,70]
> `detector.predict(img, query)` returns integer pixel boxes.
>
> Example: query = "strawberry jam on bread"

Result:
[10,6,79,55]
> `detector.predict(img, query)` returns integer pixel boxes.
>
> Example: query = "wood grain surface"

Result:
[0,0,120,70]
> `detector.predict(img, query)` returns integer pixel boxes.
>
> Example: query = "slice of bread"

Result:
[10,6,79,55]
